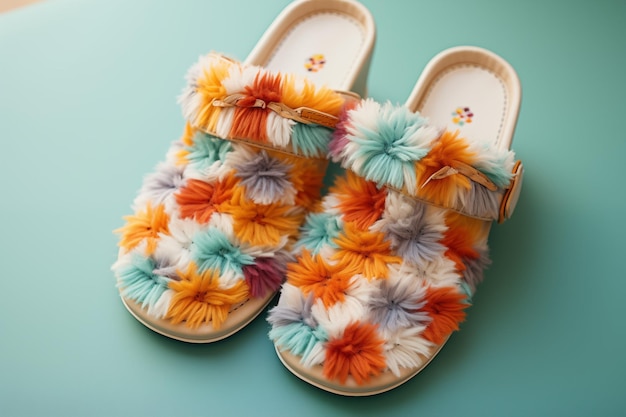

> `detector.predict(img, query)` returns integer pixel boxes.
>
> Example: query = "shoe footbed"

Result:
[264,12,367,92]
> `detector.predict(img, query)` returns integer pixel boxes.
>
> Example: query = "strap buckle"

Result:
[498,160,524,223]
[421,161,498,191]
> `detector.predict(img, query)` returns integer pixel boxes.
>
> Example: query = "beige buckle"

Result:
[498,160,524,223]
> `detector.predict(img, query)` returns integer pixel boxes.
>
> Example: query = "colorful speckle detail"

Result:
[452,107,474,126]
[305,54,326,72]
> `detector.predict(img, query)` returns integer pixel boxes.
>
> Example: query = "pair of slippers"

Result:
[112,0,523,396]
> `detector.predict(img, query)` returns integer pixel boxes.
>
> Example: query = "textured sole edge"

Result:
[274,338,448,396]
[121,291,275,343]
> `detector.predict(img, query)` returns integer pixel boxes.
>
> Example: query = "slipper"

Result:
[112,0,375,343]
[268,46,523,395]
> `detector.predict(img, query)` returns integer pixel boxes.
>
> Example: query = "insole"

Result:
[264,12,366,90]
[419,65,508,148]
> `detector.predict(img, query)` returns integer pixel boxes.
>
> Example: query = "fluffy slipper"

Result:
[112,0,375,343]
[268,46,524,395]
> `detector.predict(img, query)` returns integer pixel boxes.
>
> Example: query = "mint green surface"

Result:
[1,0,624,415]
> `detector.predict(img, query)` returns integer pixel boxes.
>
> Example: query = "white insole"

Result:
[264,13,365,90]
[420,65,507,147]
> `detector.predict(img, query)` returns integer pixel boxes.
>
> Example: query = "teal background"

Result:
[1,0,624,415]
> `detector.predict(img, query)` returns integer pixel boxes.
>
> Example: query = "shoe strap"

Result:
[180,53,358,159]
[329,99,523,222]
